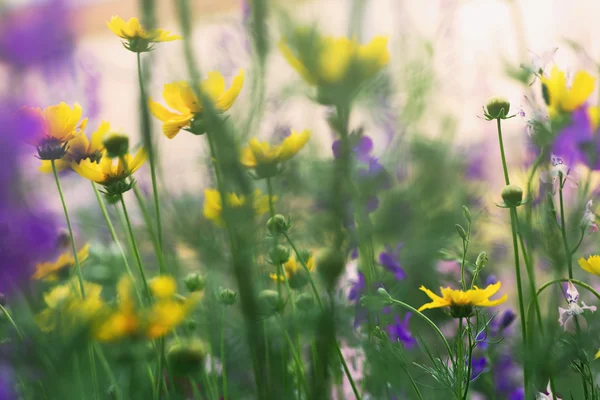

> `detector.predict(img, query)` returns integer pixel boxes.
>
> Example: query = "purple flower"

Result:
[386,313,416,349]
[470,356,487,380]
[378,244,406,281]
[332,136,373,161]
[348,272,366,302]
[0,364,16,400]
[553,107,600,169]
[509,388,525,400]
[497,309,516,332]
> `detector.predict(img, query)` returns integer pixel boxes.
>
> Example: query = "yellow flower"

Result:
[418,282,507,317]
[36,279,104,333]
[149,70,245,139]
[541,67,595,117]
[280,29,389,88]
[94,277,139,341]
[270,254,315,282]
[203,188,275,226]
[32,244,90,281]
[240,129,311,173]
[72,147,146,186]
[595,349,600,360]
[39,121,110,173]
[150,276,177,299]
[107,16,181,52]
[579,255,600,275]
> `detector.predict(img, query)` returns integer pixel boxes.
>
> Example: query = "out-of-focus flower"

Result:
[578,255,600,275]
[269,253,314,282]
[541,67,595,117]
[536,382,562,400]
[148,70,244,138]
[240,129,311,177]
[558,281,596,333]
[203,188,274,226]
[36,279,104,333]
[582,200,598,233]
[94,276,199,341]
[470,356,487,380]
[510,388,525,400]
[528,48,558,76]
[539,154,578,192]
[418,282,508,317]
[107,16,181,53]
[32,244,89,281]
[280,28,389,97]
[378,243,406,281]
[348,272,366,303]
[386,313,416,349]
[552,107,600,169]
[39,121,109,172]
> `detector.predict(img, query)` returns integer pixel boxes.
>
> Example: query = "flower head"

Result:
[32,244,89,281]
[203,188,274,226]
[552,107,600,168]
[541,67,595,117]
[539,154,578,192]
[418,282,508,318]
[241,129,310,177]
[269,253,315,283]
[107,16,181,52]
[386,313,416,349]
[578,254,600,275]
[536,382,562,400]
[582,200,599,233]
[378,244,406,281]
[149,70,244,138]
[558,281,596,333]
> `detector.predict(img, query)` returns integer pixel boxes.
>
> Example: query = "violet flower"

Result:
[386,313,416,349]
[558,281,596,333]
[470,356,487,380]
[378,243,406,281]
[552,107,600,169]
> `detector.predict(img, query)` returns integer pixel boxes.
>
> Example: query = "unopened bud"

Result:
[183,273,205,293]
[166,338,208,377]
[295,293,314,311]
[267,214,289,236]
[102,133,130,158]
[268,245,290,265]
[462,205,472,224]
[316,248,346,287]
[475,252,488,270]
[217,287,238,306]
[455,224,468,240]
[501,185,523,207]
[258,289,284,316]
[485,96,511,119]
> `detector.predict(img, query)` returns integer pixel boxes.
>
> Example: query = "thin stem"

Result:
[0,304,23,341]
[401,366,424,400]
[155,338,165,400]
[266,177,275,217]
[558,175,573,278]
[462,321,473,400]
[496,118,510,185]
[119,194,152,302]
[221,307,228,400]
[94,344,123,400]
[136,52,165,275]
[51,160,85,296]
[277,315,310,396]
[460,226,471,291]
[88,343,100,400]
[571,229,586,255]
[457,318,463,396]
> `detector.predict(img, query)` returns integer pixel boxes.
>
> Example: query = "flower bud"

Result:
[258,289,284,316]
[267,214,289,236]
[455,224,468,240]
[462,205,472,224]
[475,252,488,270]
[317,248,346,287]
[295,293,314,311]
[102,133,130,158]
[268,245,290,265]
[288,268,309,290]
[166,338,208,377]
[485,96,511,119]
[217,287,238,306]
[183,273,205,293]
[501,185,523,207]
[498,309,516,331]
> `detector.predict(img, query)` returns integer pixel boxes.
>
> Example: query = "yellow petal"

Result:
[72,159,105,184]
[150,276,177,299]
[215,69,245,111]
[163,82,196,114]
[90,121,111,152]
[319,37,354,83]
[563,70,595,112]
[202,71,226,102]
[240,146,257,168]
[162,115,194,139]
[279,41,317,85]
[39,159,70,173]
[107,16,128,39]
[149,98,182,122]
[278,129,310,162]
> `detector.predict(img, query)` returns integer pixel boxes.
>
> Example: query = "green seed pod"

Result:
[501,185,523,207]
[166,338,208,377]
[317,248,346,287]
[295,293,314,311]
[455,224,468,240]
[485,96,511,119]
[102,133,130,158]
[267,214,289,236]
[475,252,488,270]
[269,245,290,265]
[183,273,205,293]
[217,287,238,306]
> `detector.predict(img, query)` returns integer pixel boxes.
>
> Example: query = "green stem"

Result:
[94,344,123,400]
[496,118,510,185]
[266,177,275,217]
[155,338,165,400]
[88,343,100,400]
[119,194,152,302]
[0,304,23,341]
[136,52,165,275]
[402,366,424,400]
[571,229,586,255]
[277,315,310,396]
[462,321,473,400]
[457,318,463,396]
[51,160,85,296]
[558,176,573,279]
[460,226,471,291]
[221,307,228,400]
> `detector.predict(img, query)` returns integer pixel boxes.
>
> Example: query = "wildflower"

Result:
[148,70,244,138]
[470,356,488,380]
[578,254,600,275]
[386,313,416,349]
[217,287,237,306]
[39,121,109,172]
[536,382,562,400]
[107,16,181,53]
[72,147,146,198]
[203,188,274,226]
[269,252,315,289]
[280,28,389,102]
[348,272,366,303]
[21,102,87,160]
[418,282,508,318]
[501,185,524,208]
[378,243,406,281]
[540,66,595,117]
[32,244,90,281]
[539,154,578,191]
[582,200,599,233]
[552,107,600,168]
[558,281,596,332]
[240,129,311,178]
[36,279,104,333]
[484,96,512,120]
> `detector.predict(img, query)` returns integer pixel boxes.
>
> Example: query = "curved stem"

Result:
[51,160,85,296]
[571,229,586,255]
[0,304,23,341]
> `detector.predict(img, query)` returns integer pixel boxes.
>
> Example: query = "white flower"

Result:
[582,200,598,233]
[558,281,596,333]
[540,155,578,191]
[536,382,562,400]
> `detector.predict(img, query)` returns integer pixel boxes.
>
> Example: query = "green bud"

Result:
[183,273,205,293]
[186,319,198,333]
[485,96,511,119]
[102,133,130,158]
[450,305,474,319]
[258,289,284,316]
[267,214,290,236]
[166,338,208,377]
[217,287,238,306]
[295,292,314,311]
[475,252,488,270]
[455,224,468,240]
[316,248,346,287]
[462,205,472,224]
[268,245,290,265]
[288,267,309,290]
[501,185,523,207]
[189,117,207,135]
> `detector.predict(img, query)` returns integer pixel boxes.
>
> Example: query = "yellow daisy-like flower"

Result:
[270,253,315,282]
[36,279,104,333]
[240,129,311,177]
[107,16,181,52]
[72,147,146,186]
[418,282,507,318]
[203,188,275,226]
[579,255,600,275]
[540,67,595,117]
[280,28,389,90]
[32,244,90,281]
[39,121,110,173]
[148,70,245,139]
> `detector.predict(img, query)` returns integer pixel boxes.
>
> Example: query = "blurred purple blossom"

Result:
[378,243,406,281]
[470,356,487,380]
[553,107,599,169]
[386,313,416,349]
